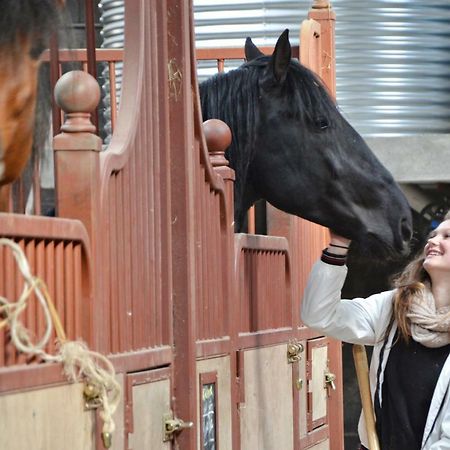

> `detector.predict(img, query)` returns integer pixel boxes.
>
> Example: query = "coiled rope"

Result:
[0,238,121,448]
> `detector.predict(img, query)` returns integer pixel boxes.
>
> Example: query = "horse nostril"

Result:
[400,217,413,243]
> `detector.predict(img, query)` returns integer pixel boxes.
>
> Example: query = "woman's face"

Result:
[423,219,450,275]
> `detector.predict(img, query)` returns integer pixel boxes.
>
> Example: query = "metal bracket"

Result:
[163,411,194,442]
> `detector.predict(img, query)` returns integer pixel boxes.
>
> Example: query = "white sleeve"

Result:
[301,260,394,345]
[427,385,450,449]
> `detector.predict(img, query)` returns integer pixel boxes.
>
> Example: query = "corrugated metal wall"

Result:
[334,1,450,136]
[194,0,309,79]
[194,0,450,136]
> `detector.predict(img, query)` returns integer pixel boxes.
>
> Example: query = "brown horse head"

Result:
[0,1,62,210]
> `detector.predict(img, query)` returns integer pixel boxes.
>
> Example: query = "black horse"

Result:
[200,29,412,256]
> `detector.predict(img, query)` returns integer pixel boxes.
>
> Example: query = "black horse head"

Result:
[200,29,412,257]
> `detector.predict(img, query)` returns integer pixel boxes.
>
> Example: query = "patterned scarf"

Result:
[407,284,450,348]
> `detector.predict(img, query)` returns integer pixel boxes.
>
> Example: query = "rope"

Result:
[0,238,120,448]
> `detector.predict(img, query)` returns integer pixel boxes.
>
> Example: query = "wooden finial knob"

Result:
[203,119,232,167]
[203,119,232,153]
[54,70,100,133]
[55,70,100,113]
[312,0,330,8]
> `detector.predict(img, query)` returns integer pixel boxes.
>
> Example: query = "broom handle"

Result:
[352,344,380,450]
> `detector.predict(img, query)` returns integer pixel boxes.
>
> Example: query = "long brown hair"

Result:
[392,211,450,341]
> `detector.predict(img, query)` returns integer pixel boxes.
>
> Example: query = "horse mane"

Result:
[0,1,60,55]
[199,56,338,213]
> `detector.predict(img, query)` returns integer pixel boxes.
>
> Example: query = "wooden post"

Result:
[204,118,235,220]
[53,70,102,236]
[53,70,102,351]
[353,345,380,450]
[308,0,336,97]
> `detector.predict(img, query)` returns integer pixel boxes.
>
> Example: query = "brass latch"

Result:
[163,412,194,442]
[287,341,304,363]
[325,372,336,391]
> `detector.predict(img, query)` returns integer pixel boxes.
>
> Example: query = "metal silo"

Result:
[333,0,450,136]
[99,0,124,144]
[194,1,450,137]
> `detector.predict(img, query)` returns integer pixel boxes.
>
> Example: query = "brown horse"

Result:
[0,0,64,211]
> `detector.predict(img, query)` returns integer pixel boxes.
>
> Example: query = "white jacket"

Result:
[301,260,450,449]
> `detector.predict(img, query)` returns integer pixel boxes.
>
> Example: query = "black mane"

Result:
[200,56,337,213]
[0,1,59,56]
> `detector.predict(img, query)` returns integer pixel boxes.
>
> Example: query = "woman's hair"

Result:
[392,210,450,341]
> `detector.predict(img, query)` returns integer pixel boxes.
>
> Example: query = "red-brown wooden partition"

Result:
[0,1,344,449]
[0,214,92,391]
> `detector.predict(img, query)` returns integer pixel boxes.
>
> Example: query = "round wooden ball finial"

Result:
[203,119,232,153]
[54,70,101,113]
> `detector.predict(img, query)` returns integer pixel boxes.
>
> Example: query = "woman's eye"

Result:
[315,117,329,130]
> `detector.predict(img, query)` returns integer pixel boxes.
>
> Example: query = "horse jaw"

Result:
[0,39,40,187]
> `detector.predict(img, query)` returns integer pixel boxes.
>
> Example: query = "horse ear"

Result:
[269,29,291,84]
[245,37,265,61]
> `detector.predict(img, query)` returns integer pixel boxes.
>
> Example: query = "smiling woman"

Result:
[301,211,450,450]
[0,0,63,211]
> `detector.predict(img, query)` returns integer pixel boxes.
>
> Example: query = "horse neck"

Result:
[200,71,259,212]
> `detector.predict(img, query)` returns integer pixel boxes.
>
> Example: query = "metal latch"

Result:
[325,372,336,391]
[287,341,304,363]
[163,412,194,442]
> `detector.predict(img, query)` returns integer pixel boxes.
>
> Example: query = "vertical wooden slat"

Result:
[35,240,46,347]
[109,178,119,353]
[0,246,5,366]
[45,241,55,355]
[4,244,16,365]
[73,244,82,340]
[121,170,133,351]
[64,243,74,340]
[134,84,146,349]
[129,132,140,350]
[115,173,126,351]
[55,241,65,343]
[196,171,204,339]
[19,240,34,365]
[150,3,161,347]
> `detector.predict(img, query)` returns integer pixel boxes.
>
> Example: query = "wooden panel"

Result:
[240,344,294,450]
[127,377,171,449]
[298,339,308,440]
[235,234,292,333]
[196,356,232,450]
[311,346,328,423]
[0,215,92,370]
[0,383,95,450]
[307,338,329,431]
[300,19,322,76]
[308,438,330,450]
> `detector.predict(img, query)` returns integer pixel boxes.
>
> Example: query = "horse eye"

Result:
[315,117,329,130]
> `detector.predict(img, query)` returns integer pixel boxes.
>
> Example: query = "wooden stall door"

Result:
[239,344,296,450]
[125,368,173,450]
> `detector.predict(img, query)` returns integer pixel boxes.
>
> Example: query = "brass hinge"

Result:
[287,340,304,363]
